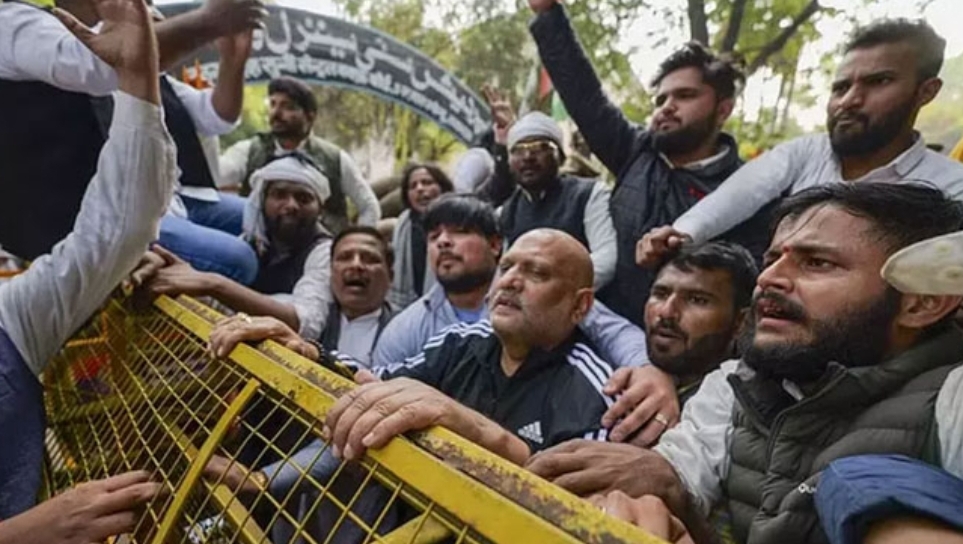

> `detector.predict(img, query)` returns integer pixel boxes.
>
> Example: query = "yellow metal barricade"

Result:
[42,295,665,544]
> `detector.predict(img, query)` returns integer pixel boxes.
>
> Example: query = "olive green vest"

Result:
[244,133,349,235]
[724,326,963,544]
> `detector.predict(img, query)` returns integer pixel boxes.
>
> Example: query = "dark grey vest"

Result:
[0,77,108,260]
[724,326,963,544]
[499,175,594,248]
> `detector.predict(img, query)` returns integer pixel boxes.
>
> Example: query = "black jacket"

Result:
[531,4,771,325]
[376,321,614,452]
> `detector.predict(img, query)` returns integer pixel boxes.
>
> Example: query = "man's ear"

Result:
[915,77,942,109]
[489,235,504,258]
[715,97,736,126]
[571,288,594,324]
[895,293,963,330]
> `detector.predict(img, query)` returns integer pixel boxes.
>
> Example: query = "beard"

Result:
[828,98,915,157]
[265,214,318,246]
[652,112,718,156]
[437,267,493,294]
[739,289,902,384]
[648,328,735,378]
[270,118,308,140]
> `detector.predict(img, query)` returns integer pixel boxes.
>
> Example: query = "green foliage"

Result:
[229,0,905,165]
[221,85,269,149]
[917,53,963,151]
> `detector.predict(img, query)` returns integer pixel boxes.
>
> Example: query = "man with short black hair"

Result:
[641,19,963,268]
[532,182,963,544]
[526,0,768,326]
[219,76,381,234]
[209,226,396,368]
[645,242,756,404]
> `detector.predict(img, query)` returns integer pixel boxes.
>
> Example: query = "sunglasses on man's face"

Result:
[509,140,559,158]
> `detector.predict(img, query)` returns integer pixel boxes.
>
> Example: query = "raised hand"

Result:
[216,29,255,64]
[53,0,159,103]
[528,0,559,14]
[482,84,516,145]
[201,0,268,37]
[636,226,692,269]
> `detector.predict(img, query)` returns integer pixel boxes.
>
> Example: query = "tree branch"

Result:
[687,0,709,45]
[719,0,748,53]
[747,0,821,75]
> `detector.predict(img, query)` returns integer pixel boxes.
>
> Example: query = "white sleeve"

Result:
[0,93,175,375]
[0,4,117,95]
[218,139,254,189]
[289,241,334,340]
[583,182,617,291]
[166,76,238,137]
[653,360,738,517]
[936,365,963,479]
[672,140,802,244]
[339,151,382,226]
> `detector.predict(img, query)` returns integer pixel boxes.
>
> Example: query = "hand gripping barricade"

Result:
[41,294,667,544]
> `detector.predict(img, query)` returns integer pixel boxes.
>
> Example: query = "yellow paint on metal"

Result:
[151,379,260,544]
[44,295,669,544]
[377,513,451,543]
[168,426,269,544]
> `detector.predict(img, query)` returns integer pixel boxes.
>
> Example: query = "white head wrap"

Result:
[507,111,564,150]
[243,156,331,253]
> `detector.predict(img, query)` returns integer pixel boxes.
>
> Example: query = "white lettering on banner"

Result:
[198,53,484,142]
[176,4,491,142]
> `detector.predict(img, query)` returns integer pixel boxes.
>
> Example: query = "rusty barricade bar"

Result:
[42,294,665,543]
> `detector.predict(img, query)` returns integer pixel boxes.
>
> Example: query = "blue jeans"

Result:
[159,194,258,285]
[182,193,246,236]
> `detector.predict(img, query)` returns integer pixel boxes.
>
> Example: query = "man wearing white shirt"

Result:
[530,183,963,544]
[639,19,963,268]
[0,0,175,538]
[0,0,264,271]
[219,76,382,235]
[206,226,396,368]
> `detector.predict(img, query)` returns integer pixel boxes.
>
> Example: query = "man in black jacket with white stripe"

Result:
[325,228,616,463]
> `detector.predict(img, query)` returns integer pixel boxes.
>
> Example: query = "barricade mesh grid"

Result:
[42,295,663,544]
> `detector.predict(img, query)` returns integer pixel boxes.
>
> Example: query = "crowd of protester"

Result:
[2,0,963,541]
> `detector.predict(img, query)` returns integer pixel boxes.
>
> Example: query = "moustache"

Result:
[651,319,686,340]
[492,290,522,310]
[436,251,461,265]
[831,111,868,127]
[342,274,369,288]
[753,291,807,323]
[654,115,682,128]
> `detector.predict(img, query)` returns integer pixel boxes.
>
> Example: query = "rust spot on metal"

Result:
[414,434,637,544]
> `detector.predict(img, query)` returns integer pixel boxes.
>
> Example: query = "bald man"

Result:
[319,228,616,464]
[201,229,617,542]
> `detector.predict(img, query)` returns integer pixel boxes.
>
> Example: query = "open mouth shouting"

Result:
[754,292,806,330]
